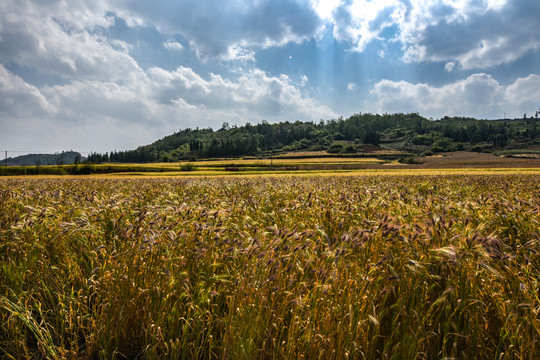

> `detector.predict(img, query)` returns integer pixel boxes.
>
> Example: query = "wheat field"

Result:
[1,174,539,359]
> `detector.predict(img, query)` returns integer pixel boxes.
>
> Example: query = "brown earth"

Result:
[411,151,540,168]
[292,152,540,171]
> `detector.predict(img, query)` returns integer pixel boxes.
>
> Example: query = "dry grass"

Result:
[1,175,539,359]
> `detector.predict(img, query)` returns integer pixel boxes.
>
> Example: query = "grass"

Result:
[1,174,539,359]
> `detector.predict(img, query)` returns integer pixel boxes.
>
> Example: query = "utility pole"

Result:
[4,151,7,167]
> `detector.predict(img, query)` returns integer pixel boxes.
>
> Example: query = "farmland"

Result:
[1,174,539,359]
[1,151,540,177]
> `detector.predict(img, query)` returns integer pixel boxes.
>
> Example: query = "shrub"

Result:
[398,156,418,164]
[343,144,357,153]
[67,164,95,175]
[327,142,344,153]
[180,163,197,171]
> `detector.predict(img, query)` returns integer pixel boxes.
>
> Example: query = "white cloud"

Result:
[0,60,335,152]
[112,0,322,60]
[163,41,183,51]
[456,36,540,70]
[310,0,341,20]
[0,0,336,153]
[144,67,336,120]
[0,65,54,117]
[324,0,538,70]
[371,73,509,118]
[1,0,537,154]
[331,0,406,52]
[0,0,141,82]
[370,72,540,119]
[221,44,256,62]
[399,0,540,69]
[504,74,540,114]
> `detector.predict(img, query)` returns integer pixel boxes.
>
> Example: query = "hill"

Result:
[86,113,540,163]
[5,151,84,166]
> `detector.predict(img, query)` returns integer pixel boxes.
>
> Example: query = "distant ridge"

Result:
[4,151,84,166]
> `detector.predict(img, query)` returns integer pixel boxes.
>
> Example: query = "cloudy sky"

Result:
[1,0,539,154]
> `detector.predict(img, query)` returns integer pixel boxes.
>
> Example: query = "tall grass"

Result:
[0,175,539,359]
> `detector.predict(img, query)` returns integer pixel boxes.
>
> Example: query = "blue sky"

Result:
[1,0,539,153]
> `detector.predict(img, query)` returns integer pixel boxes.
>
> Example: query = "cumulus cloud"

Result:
[504,74,540,114]
[146,66,335,119]
[371,73,540,119]
[112,0,322,59]
[0,0,141,83]
[221,45,256,62]
[323,0,539,70]
[0,0,335,152]
[402,0,540,69]
[330,0,406,52]
[371,73,495,118]
[0,61,335,151]
[0,65,54,117]
[310,0,341,20]
[163,41,184,51]
[445,62,456,72]
[1,0,537,154]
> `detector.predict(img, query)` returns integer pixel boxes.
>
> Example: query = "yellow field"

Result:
[1,174,539,359]
[4,167,540,180]
[1,152,538,179]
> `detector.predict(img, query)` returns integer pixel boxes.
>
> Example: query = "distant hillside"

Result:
[86,113,540,163]
[5,151,84,166]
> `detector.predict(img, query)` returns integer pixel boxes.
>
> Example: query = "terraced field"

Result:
[1,151,539,177]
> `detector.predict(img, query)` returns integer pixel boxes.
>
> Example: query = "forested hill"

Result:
[87,113,540,163]
[6,151,83,166]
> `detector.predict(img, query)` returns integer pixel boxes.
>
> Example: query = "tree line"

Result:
[86,113,539,163]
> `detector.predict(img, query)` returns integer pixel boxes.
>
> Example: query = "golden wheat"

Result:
[0,175,538,359]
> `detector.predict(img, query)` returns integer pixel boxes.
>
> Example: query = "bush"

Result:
[68,164,95,175]
[411,134,434,146]
[327,143,344,153]
[471,145,485,153]
[398,156,418,164]
[180,163,197,171]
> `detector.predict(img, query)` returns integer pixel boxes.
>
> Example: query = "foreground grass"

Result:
[1,175,539,359]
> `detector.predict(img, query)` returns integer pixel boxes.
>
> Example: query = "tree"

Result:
[363,130,380,146]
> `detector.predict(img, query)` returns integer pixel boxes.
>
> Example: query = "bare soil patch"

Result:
[415,151,540,168]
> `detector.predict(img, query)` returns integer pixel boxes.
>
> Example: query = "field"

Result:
[1,173,539,359]
[1,151,539,177]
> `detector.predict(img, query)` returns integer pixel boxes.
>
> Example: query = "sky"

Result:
[1,0,540,154]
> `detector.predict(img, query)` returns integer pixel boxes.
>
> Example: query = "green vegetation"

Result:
[4,151,83,166]
[0,164,167,176]
[84,114,540,163]
[0,158,388,176]
[179,163,198,172]
[1,175,539,359]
